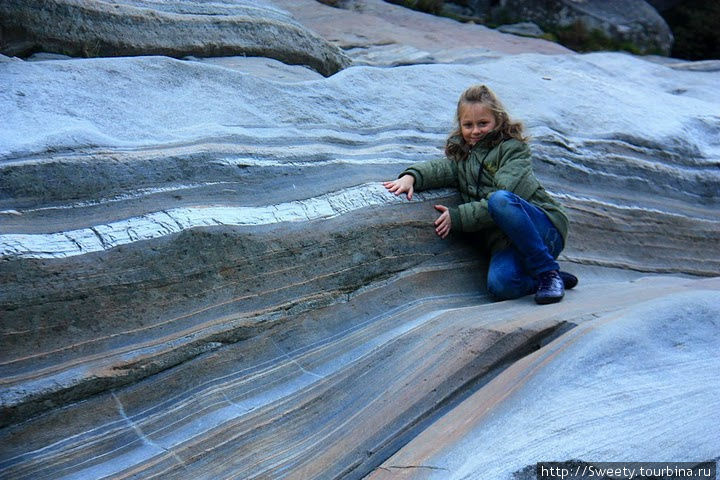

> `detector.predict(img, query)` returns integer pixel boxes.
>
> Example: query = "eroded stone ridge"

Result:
[0,0,350,75]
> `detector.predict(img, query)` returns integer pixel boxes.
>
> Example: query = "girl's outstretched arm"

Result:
[383,174,415,200]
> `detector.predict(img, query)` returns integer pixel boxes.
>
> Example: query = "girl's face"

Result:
[459,102,497,146]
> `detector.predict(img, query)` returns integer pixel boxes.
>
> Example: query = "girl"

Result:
[384,84,576,304]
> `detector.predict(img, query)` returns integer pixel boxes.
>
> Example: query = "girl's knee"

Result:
[487,190,513,219]
[487,269,529,300]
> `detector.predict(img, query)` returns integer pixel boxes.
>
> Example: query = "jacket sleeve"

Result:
[449,140,540,232]
[401,157,458,191]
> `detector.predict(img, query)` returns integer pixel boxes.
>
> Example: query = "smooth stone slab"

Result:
[369,279,720,479]
[0,0,350,75]
[4,272,714,479]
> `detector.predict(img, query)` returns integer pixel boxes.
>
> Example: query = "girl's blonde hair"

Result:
[445,84,527,161]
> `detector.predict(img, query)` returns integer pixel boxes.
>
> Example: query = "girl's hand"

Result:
[383,174,415,200]
[434,205,451,239]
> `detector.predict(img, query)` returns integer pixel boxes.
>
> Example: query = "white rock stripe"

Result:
[0,184,453,259]
[212,154,434,168]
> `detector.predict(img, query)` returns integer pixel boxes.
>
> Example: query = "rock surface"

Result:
[271,0,572,65]
[491,0,674,54]
[497,22,546,38]
[0,0,349,76]
[368,283,720,479]
[1,1,719,478]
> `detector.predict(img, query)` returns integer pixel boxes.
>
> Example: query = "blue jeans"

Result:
[486,190,563,300]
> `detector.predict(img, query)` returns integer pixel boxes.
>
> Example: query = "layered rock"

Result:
[4,268,717,479]
[490,0,674,54]
[0,0,349,76]
[2,52,717,269]
[369,282,720,479]
[1,2,719,477]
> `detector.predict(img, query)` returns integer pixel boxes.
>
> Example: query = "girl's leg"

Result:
[487,247,535,300]
[487,190,563,277]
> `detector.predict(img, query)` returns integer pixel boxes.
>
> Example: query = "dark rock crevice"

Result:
[347,321,576,480]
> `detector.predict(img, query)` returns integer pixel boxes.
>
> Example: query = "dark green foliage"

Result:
[386,0,445,15]
[414,0,445,14]
[487,6,516,27]
[661,0,720,60]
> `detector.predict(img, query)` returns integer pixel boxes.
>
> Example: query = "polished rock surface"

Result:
[0,0,349,75]
[273,0,571,66]
[368,281,720,479]
[1,2,719,479]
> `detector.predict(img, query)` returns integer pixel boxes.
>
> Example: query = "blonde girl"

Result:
[384,84,576,304]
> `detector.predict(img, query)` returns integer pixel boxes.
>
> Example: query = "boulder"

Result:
[0,0,350,76]
[490,0,674,54]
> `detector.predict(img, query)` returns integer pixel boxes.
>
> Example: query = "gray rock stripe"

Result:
[0,182,236,215]
[0,140,445,167]
[0,127,446,165]
[0,184,453,259]
[555,192,718,217]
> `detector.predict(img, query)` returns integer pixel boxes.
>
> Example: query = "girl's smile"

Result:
[460,103,497,145]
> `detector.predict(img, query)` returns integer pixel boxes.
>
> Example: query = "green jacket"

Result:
[402,137,569,254]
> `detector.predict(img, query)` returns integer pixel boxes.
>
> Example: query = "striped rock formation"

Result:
[0,0,349,76]
[368,279,720,479]
[1,4,719,478]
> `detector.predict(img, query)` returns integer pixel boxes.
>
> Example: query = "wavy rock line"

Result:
[0,127,447,166]
[1,294,479,478]
[0,182,236,215]
[0,262,486,475]
[0,184,452,259]
[3,276,714,480]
